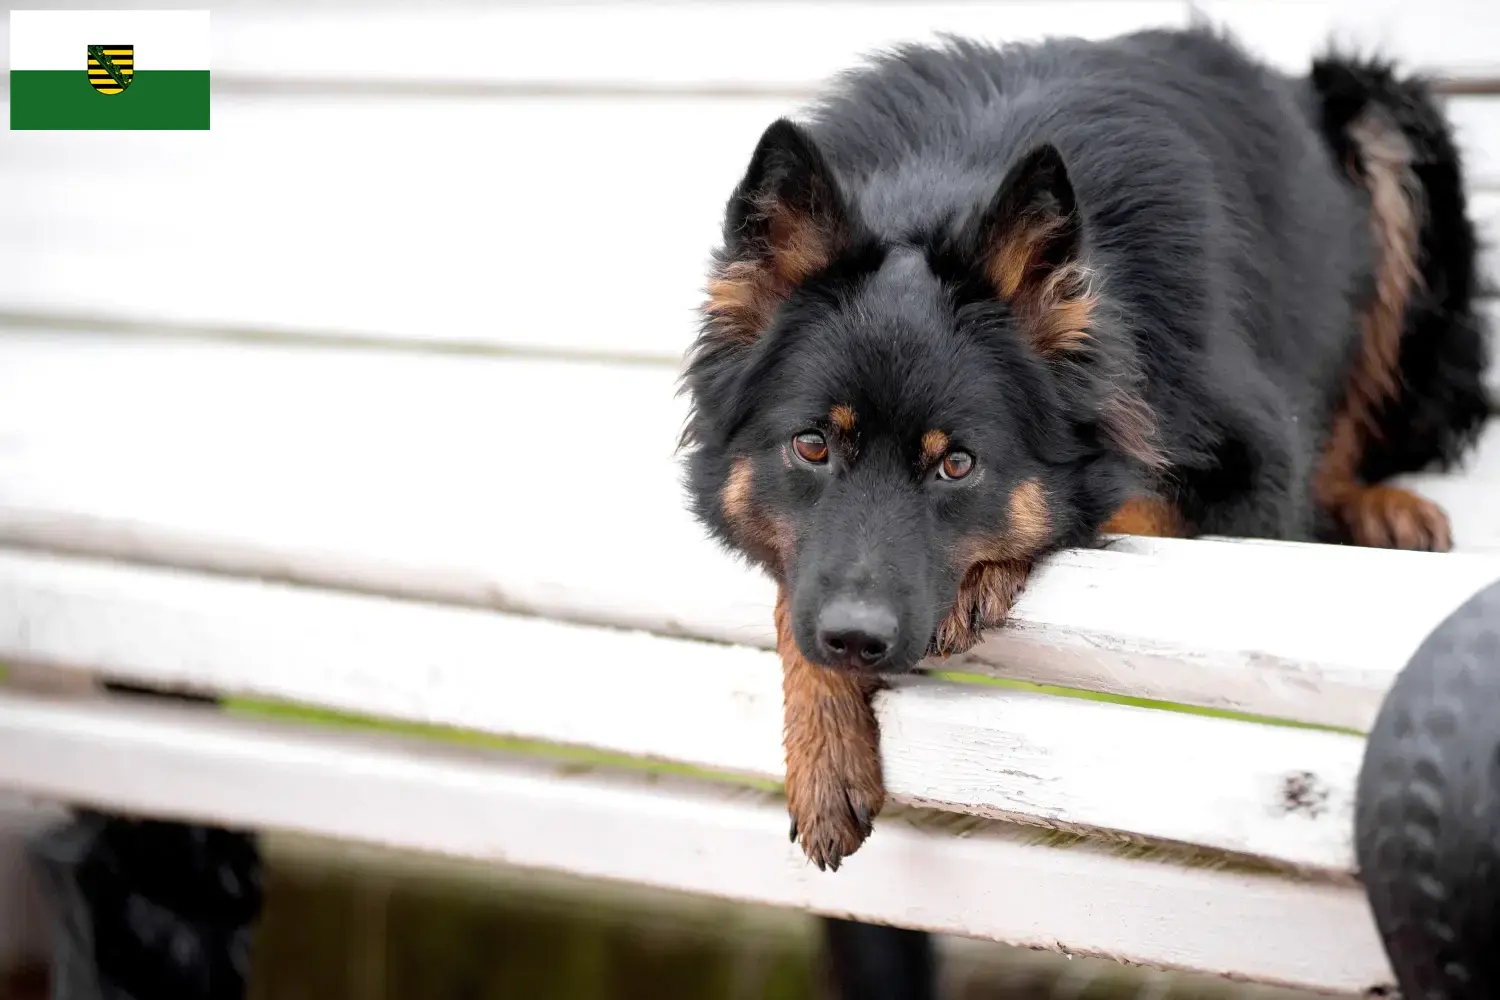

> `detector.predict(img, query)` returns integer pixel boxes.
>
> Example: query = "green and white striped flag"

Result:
[9,9,209,130]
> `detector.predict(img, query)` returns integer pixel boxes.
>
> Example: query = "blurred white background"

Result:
[0,1,1496,361]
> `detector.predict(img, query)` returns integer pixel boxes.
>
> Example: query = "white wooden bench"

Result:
[2,2,1499,995]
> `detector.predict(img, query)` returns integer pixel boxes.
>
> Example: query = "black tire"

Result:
[1356,578,1500,998]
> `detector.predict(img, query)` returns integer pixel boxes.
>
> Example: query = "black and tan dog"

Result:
[680,26,1491,871]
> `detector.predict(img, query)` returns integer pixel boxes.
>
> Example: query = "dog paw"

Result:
[786,757,885,872]
[1340,486,1453,552]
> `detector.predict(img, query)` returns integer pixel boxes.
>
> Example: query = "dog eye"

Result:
[938,450,974,481]
[792,431,829,464]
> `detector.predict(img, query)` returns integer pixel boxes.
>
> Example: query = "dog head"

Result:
[681,119,1154,672]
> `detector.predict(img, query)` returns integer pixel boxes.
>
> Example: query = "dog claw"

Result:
[788,778,884,871]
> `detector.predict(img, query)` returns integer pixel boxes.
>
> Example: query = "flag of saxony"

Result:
[9,10,209,130]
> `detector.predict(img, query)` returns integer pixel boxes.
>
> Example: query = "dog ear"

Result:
[703,119,852,345]
[972,143,1094,355]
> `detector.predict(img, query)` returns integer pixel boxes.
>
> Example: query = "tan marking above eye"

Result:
[792,431,829,464]
[938,450,975,481]
[829,404,856,434]
[920,430,950,465]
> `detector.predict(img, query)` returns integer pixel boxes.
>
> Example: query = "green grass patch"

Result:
[928,670,1364,736]
[225,696,784,792]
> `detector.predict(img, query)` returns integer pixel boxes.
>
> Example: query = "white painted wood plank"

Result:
[1197,0,1500,77]
[215,4,1188,89]
[0,93,773,359]
[0,547,1370,873]
[969,532,1500,718]
[0,333,1496,729]
[5,2,1491,89]
[1444,97,1500,193]
[0,95,1494,358]
[1471,192,1500,281]
[0,4,1190,87]
[0,690,1393,994]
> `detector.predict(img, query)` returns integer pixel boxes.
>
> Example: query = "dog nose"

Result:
[816,597,899,669]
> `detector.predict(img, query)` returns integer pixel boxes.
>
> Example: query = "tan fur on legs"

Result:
[776,588,885,871]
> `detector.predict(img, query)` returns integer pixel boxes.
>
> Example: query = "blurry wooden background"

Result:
[245,835,1321,1000]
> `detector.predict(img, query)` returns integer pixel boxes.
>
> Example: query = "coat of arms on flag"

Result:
[10,11,209,129]
[86,44,134,95]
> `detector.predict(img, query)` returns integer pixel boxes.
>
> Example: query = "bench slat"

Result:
[204,3,1191,88]
[1198,0,1500,77]
[0,333,1496,728]
[0,689,1393,994]
[0,548,1373,874]
[1448,98,1500,191]
[0,2,1478,89]
[0,4,1192,88]
[0,97,1495,361]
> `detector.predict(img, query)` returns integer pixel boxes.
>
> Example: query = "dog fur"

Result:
[680,26,1491,870]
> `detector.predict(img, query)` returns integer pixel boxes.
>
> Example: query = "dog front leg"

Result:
[776,587,885,871]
